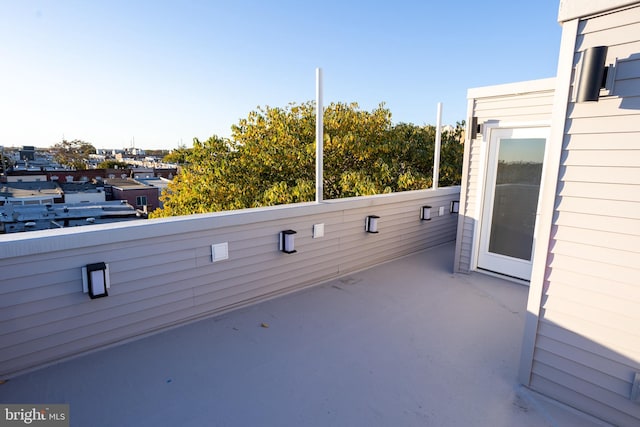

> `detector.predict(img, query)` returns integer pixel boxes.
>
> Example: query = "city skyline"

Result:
[1,1,562,150]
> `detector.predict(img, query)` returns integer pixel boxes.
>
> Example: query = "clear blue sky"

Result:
[0,1,562,150]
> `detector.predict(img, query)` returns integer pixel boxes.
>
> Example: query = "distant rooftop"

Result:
[0,181,62,201]
[136,176,172,189]
[104,178,148,189]
[58,181,103,193]
[0,200,142,233]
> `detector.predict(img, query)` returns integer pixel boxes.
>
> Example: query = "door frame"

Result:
[471,121,551,283]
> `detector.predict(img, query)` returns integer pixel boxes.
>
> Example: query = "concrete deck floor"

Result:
[0,243,610,426]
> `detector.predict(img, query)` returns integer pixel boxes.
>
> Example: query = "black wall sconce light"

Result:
[577,46,609,102]
[470,116,481,140]
[82,262,110,299]
[279,229,297,254]
[365,215,380,233]
[450,201,460,214]
[420,206,432,221]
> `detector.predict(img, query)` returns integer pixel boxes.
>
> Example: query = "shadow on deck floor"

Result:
[0,243,609,426]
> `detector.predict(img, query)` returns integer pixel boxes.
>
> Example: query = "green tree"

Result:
[152,136,236,216]
[162,145,192,164]
[98,160,130,169]
[438,122,465,187]
[53,139,95,170]
[151,102,464,218]
[323,102,394,197]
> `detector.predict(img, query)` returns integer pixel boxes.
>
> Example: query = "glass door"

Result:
[477,127,547,281]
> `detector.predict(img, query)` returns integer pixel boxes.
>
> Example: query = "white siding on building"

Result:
[0,188,459,377]
[525,4,640,426]
[453,79,556,273]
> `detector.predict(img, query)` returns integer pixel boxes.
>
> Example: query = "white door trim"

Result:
[471,122,550,282]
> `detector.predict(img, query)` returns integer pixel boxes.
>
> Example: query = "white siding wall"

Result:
[0,188,459,377]
[454,80,555,273]
[527,5,640,426]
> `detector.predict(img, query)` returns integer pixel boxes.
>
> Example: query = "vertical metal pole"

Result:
[432,102,443,190]
[316,67,323,203]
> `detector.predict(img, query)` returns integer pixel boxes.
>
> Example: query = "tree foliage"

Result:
[151,102,464,218]
[162,145,192,164]
[98,160,130,169]
[54,139,96,170]
[438,124,465,187]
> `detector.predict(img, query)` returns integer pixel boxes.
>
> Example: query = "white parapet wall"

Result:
[0,187,460,377]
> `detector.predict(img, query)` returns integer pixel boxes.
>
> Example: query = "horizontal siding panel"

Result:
[0,292,197,365]
[564,132,640,150]
[557,180,640,201]
[576,21,640,50]
[566,115,640,134]
[0,292,82,324]
[551,241,640,270]
[568,96,640,118]
[340,227,454,257]
[537,321,639,368]
[458,257,471,272]
[612,78,640,97]
[193,254,341,308]
[548,253,638,286]
[616,57,640,80]
[473,96,554,111]
[531,374,638,427]
[551,226,640,253]
[0,229,235,282]
[0,281,193,338]
[1,269,84,296]
[544,279,638,320]
[2,271,201,319]
[2,299,208,376]
[0,281,85,309]
[536,335,638,383]
[539,310,639,358]
[475,113,552,123]
[0,288,196,349]
[530,374,640,427]
[546,268,640,303]
[553,210,640,237]
[559,165,640,184]
[473,91,554,106]
[542,295,639,337]
[462,218,474,231]
[556,195,640,219]
[533,361,640,416]
[473,104,553,119]
[534,348,631,397]
[578,4,640,34]
[562,148,640,166]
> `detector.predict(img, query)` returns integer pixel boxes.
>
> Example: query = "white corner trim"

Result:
[517,18,580,385]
